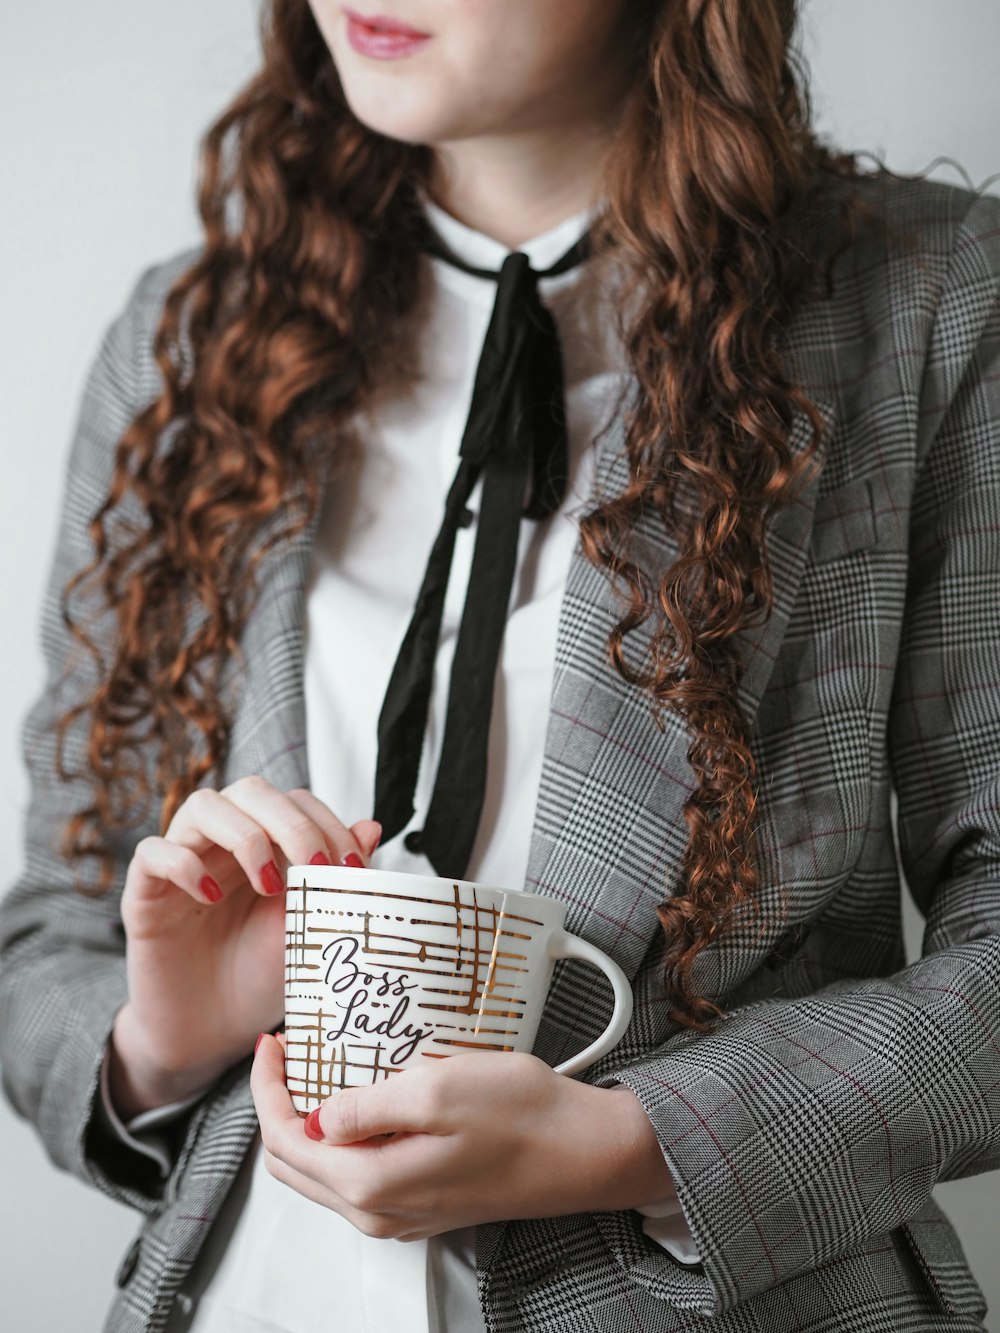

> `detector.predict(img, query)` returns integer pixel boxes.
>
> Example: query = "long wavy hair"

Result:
[60,0,865,1027]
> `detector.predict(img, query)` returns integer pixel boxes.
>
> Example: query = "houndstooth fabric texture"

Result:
[1,177,998,1332]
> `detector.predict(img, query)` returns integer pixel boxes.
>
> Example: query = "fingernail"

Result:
[304,1107,324,1141]
[340,852,364,869]
[261,860,284,895]
[310,851,332,866]
[254,1032,267,1057]
[200,876,223,903]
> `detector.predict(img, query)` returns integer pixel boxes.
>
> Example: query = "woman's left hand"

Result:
[251,1033,675,1240]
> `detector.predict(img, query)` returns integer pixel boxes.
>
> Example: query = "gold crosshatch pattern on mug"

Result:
[284,881,545,1104]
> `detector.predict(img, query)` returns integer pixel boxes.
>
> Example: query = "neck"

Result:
[428,117,616,250]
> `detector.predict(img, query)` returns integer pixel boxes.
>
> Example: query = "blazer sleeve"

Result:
[594,193,1000,1317]
[0,258,214,1216]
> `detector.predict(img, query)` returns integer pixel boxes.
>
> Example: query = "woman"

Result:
[1,1,998,1329]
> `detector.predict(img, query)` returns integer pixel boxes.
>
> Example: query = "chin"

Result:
[347,107,441,145]
[346,104,461,147]
[335,72,475,146]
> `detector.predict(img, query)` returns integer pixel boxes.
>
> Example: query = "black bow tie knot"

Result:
[458,250,571,518]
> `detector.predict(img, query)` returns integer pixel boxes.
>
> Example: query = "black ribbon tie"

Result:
[373,228,590,879]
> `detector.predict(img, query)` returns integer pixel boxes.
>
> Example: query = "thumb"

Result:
[304,1076,434,1145]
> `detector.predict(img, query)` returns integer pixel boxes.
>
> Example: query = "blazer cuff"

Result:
[608,1079,702,1267]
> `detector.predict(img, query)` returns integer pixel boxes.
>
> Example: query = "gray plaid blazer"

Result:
[2,177,999,1333]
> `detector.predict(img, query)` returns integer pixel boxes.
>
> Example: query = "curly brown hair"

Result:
[60,0,866,1028]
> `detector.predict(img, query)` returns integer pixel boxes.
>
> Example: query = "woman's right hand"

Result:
[108,777,381,1120]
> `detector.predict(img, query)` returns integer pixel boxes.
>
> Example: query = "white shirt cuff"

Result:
[97,1045,207,1178]
[635,1193,702,1266]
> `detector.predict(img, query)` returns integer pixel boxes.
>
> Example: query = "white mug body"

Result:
[284,865,632,1113]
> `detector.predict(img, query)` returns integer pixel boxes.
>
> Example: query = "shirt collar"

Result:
[421,195,596,281]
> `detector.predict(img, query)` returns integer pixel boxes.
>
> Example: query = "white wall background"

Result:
[1,1,998,1328]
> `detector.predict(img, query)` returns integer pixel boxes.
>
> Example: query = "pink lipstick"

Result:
[344,9,433,59]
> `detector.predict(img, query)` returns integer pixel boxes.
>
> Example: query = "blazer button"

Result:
[115,1237,141,1288]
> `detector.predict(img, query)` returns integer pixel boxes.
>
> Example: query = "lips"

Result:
[343,9,433,59]
[346,10,431,40]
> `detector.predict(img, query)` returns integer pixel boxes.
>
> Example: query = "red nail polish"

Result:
[310,851,332,866]
[200,876,223,903]
[304,1107,324,1141]
[341,852,364,869]
[261,861,284,895]
[254,1032,267,1057]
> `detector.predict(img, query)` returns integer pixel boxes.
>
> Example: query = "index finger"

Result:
[284,788,381,865]
[250,1031,313,1160]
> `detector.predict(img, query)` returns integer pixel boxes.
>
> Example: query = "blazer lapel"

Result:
[523,393,836,1005]
[225,478,323,795]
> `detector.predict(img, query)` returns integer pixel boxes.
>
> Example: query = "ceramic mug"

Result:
[283,864,634,1114]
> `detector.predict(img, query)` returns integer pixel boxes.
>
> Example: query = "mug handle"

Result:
[546,929,634,1076]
